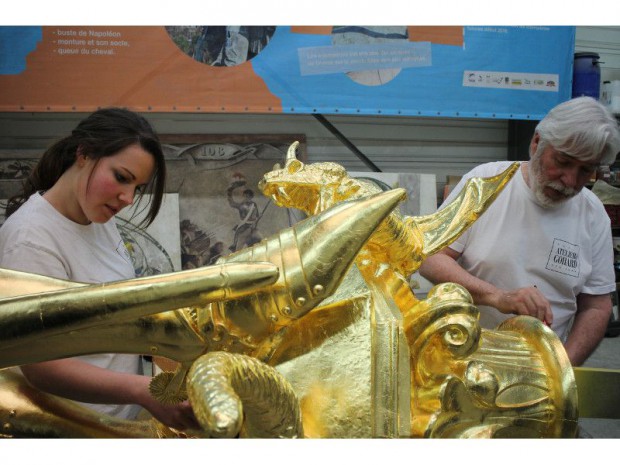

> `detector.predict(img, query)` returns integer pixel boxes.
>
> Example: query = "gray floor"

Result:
[580,333,620,438]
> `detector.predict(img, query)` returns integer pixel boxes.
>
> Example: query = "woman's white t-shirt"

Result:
[0,192,141,419]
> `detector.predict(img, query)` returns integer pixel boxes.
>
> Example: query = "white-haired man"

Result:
[420,96,620,366]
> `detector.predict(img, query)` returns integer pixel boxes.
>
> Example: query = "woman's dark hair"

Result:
[6,107,166,227]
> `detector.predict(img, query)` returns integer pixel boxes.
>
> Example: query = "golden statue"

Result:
[0,143,581,438]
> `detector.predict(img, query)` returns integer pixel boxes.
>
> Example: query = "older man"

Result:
[419,97,620,366]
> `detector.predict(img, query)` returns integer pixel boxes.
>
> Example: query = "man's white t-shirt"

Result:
[443,161,615,341]
[0,192,141,419]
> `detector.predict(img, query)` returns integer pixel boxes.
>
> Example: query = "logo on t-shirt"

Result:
[546,238,580,277]
[116,239,133,264]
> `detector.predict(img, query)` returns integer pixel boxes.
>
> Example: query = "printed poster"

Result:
[0,26,575,119]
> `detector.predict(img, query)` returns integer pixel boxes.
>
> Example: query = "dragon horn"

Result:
[0,262,279,350]
[414,162,519,257]
[285,141,300,162]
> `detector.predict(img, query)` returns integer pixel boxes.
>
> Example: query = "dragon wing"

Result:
[413,162,520,257]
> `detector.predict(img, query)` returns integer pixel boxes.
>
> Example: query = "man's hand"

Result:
[493,286,553,326]
[420,249,553,326]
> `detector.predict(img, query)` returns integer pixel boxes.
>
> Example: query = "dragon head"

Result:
[259,142,362,216]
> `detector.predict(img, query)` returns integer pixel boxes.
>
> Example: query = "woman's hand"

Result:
[132,376,200,431]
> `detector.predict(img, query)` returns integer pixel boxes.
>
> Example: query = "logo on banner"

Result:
[546,239,580,277]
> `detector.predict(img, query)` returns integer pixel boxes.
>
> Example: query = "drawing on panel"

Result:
[0,160,36,180]
[160,134,306,270]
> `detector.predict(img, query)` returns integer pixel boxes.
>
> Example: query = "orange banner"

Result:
[0,26,281,112]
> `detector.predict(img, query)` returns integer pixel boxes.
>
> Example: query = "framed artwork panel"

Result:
[159,134,306,269]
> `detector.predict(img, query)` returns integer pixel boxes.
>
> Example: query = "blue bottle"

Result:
[572,52,601,99]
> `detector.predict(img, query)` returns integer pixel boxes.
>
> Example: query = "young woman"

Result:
[0,108,198,430]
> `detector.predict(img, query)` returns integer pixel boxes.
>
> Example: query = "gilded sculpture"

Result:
[0,143,578,438]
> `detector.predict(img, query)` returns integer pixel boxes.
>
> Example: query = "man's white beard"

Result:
[528,156,578,209]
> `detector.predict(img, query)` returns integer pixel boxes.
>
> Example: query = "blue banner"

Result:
[0,25,575,120]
